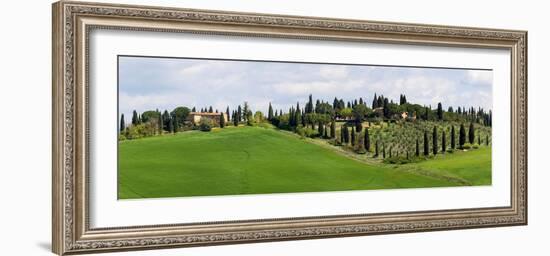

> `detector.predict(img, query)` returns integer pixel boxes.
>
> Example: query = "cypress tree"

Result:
[237,105,242,122]
[192,107,196,112]
[318,121,323,135]
[343,126,350,144]
[468,122,475,144]
[351,128,356,146]
[132,110,138,125]
[416,138,420,156]
[375,141,379,157]
[432,126,438,155]
[459,123,466,148]
[383,98,389,118]
[442,130,446,153]
[478,134,481,145]
[268,103,273,121]
[372,93,378,109]
[389,146,392,158]
[219,113,225,128]
[382,144,386,158]
[120,114,125,132]
[288,107,296,127]
[340,127,345,144]
[208,106,213,113]
[364,128,370,152]
[233,111,238,126]
[169,117,174,133]
[295,107,302,127]
[306,94,313,114]
[226,107,230,122]
[451,125,456,149]
[158,115,163,134]
[330,121,336,139]
[424,131,429,156]
[486,135,489,146]
[437,102,443,120]
[424,107,430,120]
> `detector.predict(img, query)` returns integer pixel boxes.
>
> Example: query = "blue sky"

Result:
[119,56,492,118]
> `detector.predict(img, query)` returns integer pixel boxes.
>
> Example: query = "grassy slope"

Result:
[118,126,491,199]
[409,147,492,185]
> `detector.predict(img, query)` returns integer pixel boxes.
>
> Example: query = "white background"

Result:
[90,29,510,227]
[0,0,547,255]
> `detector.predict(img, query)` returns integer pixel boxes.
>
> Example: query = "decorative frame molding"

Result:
[52,1,527,255]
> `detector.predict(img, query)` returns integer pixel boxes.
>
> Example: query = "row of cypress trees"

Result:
[334,122,489,159]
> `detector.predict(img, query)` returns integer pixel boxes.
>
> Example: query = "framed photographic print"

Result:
[52,1,527,255]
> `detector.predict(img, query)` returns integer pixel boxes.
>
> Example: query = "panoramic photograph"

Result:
[117,56,493,199]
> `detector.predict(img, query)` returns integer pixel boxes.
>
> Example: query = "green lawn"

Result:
[118,126,491,199]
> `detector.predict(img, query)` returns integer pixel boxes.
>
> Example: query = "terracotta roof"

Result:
[189,112,223,116]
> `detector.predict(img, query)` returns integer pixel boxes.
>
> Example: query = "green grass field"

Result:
[118,126,491,199]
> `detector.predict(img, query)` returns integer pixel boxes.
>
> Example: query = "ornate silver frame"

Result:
[52,1,527,255]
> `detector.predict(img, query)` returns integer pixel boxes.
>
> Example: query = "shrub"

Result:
[461,143,472,150]
[199,118,213,132]
[258,122,274,129]
[446,148,454,154]
[472,144,479,149]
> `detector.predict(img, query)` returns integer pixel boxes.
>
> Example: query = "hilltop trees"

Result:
[172,107,190,126]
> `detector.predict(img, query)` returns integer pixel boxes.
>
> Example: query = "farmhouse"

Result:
[373,107,384,117]
[187,112,228,125]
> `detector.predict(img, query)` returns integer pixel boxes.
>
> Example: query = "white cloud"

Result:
[319,66,349,80]
[120,57,493,118]
[466,70,492,85]
[178,61,228,76]
[273,79,365,96]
